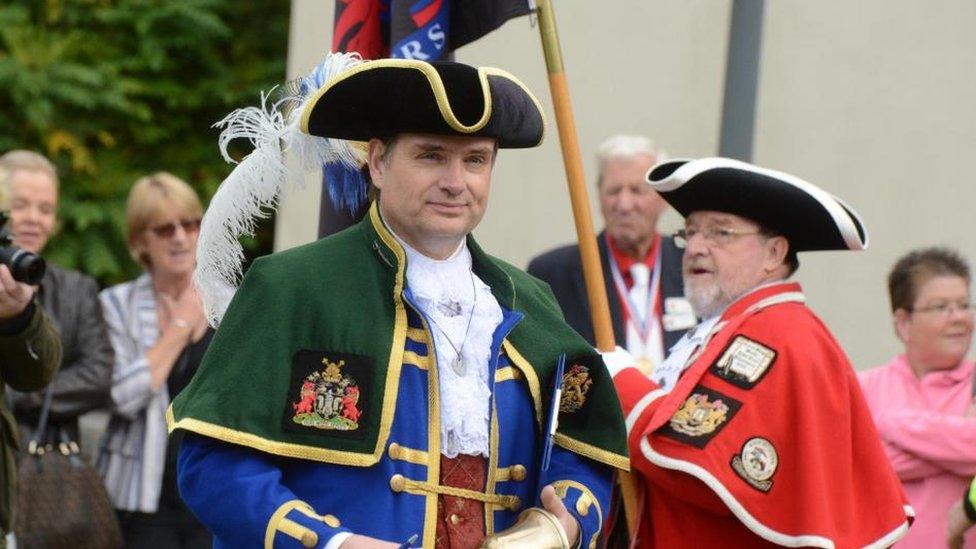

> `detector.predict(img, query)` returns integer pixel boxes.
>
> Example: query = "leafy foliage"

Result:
[0,0,289,284]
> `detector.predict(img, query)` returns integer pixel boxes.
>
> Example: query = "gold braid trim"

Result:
[278,518,318,548]
[494,366,522,382]
[549,480,603,549]
[396,476,521,511]
[264,500,317,549]
[406,327,429,342]
[402,350,431,370]
[388,442,429,465]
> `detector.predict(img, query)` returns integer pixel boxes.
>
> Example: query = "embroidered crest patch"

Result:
[282,350,373,439]
[560,364,593,413]
[710,335,776,389]
[731,437,778,493]
[657,386,741,448]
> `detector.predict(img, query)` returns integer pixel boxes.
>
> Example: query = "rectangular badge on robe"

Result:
[663,297,697,332]
[540,354,565,472]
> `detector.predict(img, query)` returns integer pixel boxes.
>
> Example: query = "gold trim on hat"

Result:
[300,60,545,146]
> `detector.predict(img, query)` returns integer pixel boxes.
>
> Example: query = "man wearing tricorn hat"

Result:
[168,55,628,548]
[604,158,914,547]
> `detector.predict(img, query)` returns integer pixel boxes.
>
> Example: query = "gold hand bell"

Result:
[478,507,570,549]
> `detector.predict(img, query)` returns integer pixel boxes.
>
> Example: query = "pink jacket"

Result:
[858,355,976,549]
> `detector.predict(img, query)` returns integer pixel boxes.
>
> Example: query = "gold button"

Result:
[388,443,401,459]
[450,513,461,525]
[510,464,527,482]
[323,514,340,528]
[389,474,406,492]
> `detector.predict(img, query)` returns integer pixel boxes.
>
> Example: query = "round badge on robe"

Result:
[731,437,778,493]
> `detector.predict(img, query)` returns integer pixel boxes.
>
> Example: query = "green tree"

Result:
[0,0,289,284]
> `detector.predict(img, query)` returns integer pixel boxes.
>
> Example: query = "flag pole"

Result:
[534,0,640,536]
[534,0,614,353]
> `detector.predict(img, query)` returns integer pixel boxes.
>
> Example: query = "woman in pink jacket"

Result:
[859,247,976,548]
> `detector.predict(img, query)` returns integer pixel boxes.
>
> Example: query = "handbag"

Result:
[13,385,122,549]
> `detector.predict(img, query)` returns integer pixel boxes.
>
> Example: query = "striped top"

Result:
[96,274,171,513]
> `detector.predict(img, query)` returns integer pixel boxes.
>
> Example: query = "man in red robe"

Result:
[605,157,914,548]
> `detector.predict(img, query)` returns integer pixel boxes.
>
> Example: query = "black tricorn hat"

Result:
[647,157,868,252]
[300,59,545,148]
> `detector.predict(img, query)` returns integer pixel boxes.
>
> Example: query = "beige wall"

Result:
[279,0,976,370]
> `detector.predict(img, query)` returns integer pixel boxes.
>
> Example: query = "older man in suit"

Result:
[528,135,694,388]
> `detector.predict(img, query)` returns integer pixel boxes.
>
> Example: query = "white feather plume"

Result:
[195,51,364,326]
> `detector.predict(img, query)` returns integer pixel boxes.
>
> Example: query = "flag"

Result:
[333,0,391,60]
[334,0,532,61]
[388,0,532,61]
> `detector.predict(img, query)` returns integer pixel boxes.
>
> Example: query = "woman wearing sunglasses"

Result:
[97,172,211,548]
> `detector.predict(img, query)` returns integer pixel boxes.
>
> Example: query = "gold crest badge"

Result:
[559,364,593,413]
[670,393,731,437]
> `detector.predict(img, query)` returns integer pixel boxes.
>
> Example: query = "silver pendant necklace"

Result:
[424,270,478,376]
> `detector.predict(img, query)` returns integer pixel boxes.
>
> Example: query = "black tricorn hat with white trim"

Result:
[300,59,545,148]
[646,157,868,252]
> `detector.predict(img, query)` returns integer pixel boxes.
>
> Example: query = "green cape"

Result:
[168,203,628,470]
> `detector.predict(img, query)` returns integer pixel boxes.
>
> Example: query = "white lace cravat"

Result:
[388,230,502,458]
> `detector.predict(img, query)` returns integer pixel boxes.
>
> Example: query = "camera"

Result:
[0,212,45,285]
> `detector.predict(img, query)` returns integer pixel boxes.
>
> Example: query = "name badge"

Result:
[662,314,696,332]
[665,297,694,315]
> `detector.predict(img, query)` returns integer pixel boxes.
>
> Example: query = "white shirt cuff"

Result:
[324,531,353,549]
[600,346,636,378]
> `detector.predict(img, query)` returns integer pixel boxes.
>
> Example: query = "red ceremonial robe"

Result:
[615,282,913,548]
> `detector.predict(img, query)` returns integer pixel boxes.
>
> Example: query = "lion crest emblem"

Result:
[559,364,593,413]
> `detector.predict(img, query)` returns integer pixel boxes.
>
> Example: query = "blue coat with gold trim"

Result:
[171,204,628,548]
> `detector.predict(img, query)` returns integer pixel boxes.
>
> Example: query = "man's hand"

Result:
[541,484,580,547]
[948,499,973,549]
[339,534,399,548]
[0,265,36,320]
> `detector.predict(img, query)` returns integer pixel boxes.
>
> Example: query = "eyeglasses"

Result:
[149,219,201,239]
[673,226,762,249]
[909,302,976,317]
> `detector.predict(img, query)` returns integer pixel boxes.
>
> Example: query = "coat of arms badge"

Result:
[670,393,731,437]
[657,386,741,448]
[291,357,362,431]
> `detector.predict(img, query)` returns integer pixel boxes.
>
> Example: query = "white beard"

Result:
[684,278,731,319]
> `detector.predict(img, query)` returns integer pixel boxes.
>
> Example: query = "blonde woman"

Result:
[97,172,210,548]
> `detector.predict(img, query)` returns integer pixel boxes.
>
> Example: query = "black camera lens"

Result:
[0,246,45,285]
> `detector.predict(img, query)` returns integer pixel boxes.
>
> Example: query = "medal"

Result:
[451,356,465,376]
